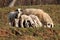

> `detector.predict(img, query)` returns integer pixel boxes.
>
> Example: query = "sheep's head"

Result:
[47,23,54,28]
[15,8,23,18]
[15,8,23,13]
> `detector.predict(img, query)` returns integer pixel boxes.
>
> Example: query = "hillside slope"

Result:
[0,5,60,40]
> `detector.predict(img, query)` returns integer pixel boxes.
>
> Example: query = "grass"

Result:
[0,5,60,40]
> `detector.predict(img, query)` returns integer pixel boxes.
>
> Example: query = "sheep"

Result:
[20,8,54,28]
[18,14,42,28]
[8,8,22,27]
[19,15,35,28]
[29,15,42,28]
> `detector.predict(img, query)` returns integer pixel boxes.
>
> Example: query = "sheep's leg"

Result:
[25,20,29,28]
[9,18,13,26]
[29,19,34,27]
[15,19,19,27]
[9,22,12,26]
[21,19,24,28]
[36,18,42,27]
[34,20,37,28]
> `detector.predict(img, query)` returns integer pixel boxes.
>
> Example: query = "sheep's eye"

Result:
[48,24,50,25]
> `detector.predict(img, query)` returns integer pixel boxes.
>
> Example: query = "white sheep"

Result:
[20,15,34,28]
[21,8,54,28]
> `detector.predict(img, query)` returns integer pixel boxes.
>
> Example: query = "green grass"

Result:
[0,5,60,40]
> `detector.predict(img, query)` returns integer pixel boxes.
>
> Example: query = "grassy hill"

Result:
[0,5,60,40]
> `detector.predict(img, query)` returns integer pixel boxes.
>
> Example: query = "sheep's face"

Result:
[16,8,23,18]
[15,8,23,14]
[24,20,35,27]
[18,8,23,13]
[47,23,54,28]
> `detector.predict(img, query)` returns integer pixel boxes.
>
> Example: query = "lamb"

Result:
[19,15,35,28]
[20,8,54,28]
[18,14,42,28]
[8,8,22,27]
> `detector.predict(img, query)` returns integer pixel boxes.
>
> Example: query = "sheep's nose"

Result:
[51,25,52,28]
